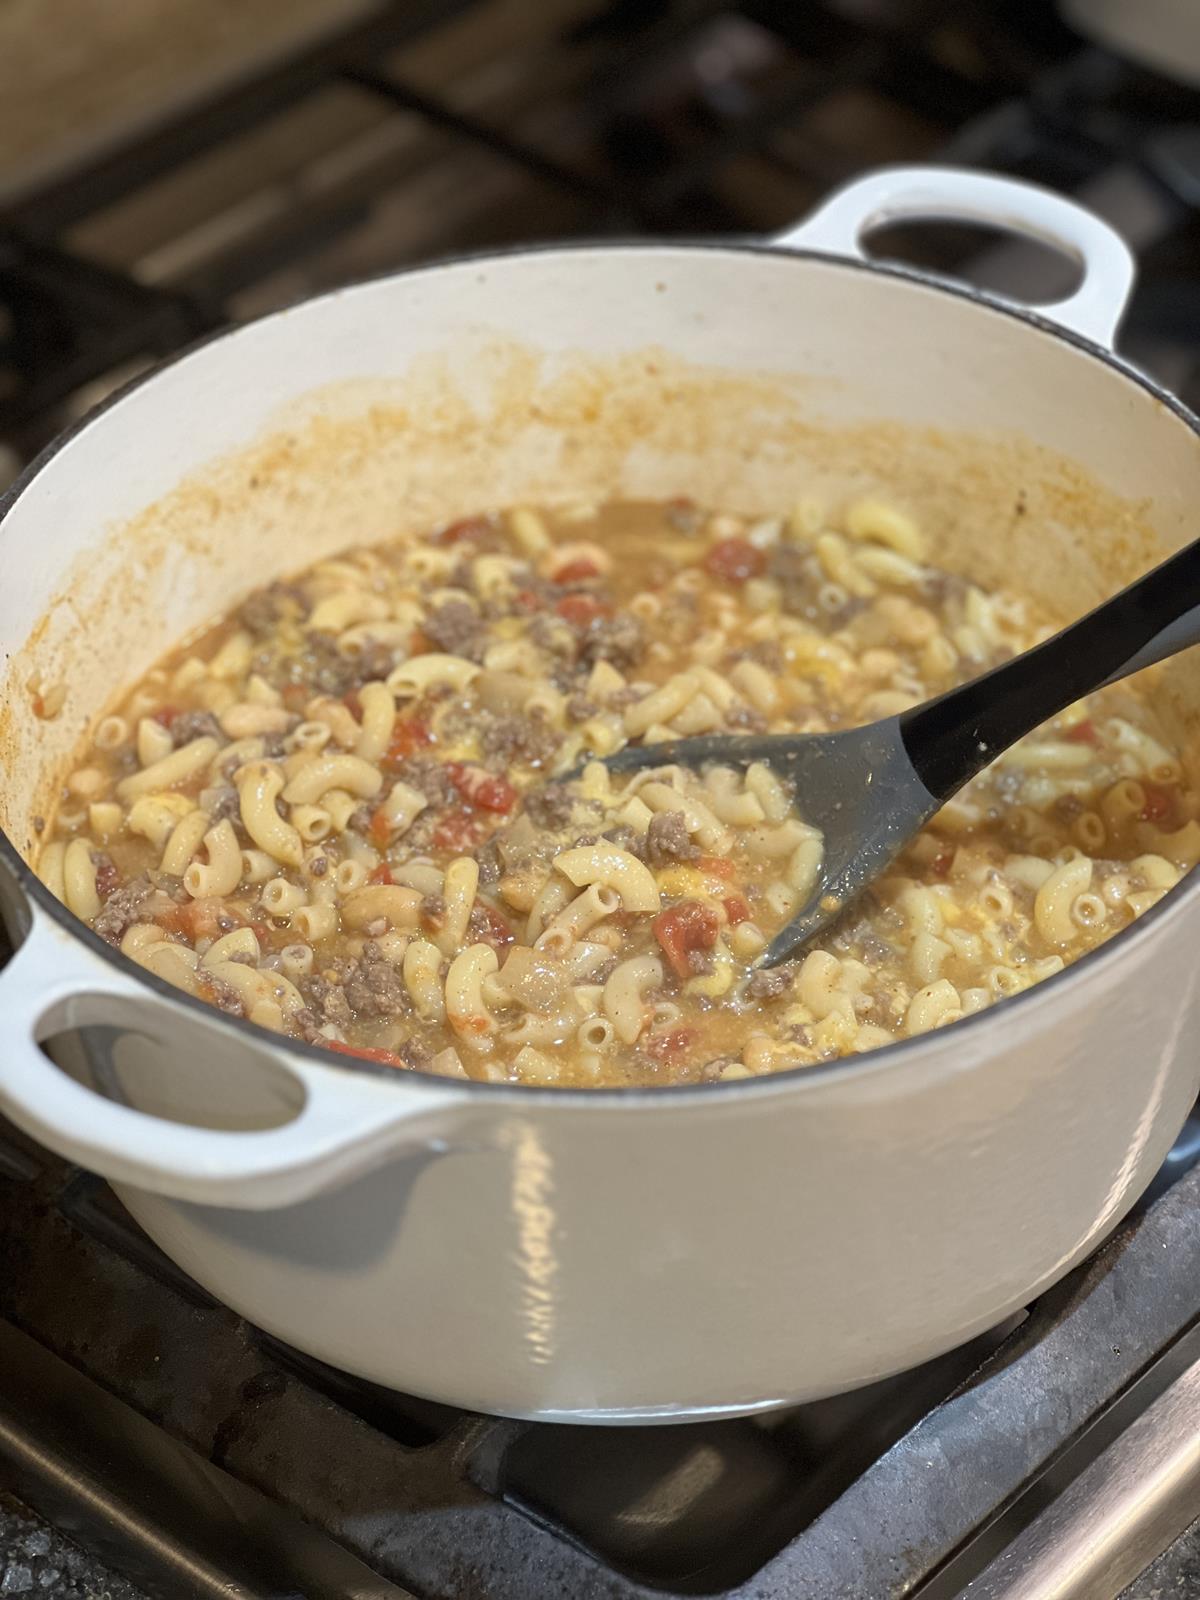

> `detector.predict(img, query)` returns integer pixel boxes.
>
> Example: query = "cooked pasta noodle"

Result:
[37,497,1198,1087]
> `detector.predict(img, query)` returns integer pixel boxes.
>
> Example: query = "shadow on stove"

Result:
[496,1314,1023,1593]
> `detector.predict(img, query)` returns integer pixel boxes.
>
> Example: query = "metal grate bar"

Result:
[0,1320,417,1600]
[342,65,634,218]
[2,1,483,238]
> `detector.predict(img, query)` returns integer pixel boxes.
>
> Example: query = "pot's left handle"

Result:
[772,164,1136,350]
[0,879,463,1211]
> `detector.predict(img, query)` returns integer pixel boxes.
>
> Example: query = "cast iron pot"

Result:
[0,166,1196,1421]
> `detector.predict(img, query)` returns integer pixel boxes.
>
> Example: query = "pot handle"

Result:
[772,164,1135,349]
[0,888,462,1211]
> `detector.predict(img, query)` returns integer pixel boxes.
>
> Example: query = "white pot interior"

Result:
[3,245,1200,859]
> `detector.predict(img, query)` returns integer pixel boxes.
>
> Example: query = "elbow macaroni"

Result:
[35,494,1200,1089]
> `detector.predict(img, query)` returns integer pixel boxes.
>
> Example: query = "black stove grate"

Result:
[10,0,1200,454]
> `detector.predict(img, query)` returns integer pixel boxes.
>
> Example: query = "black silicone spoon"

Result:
[599,536,1200,967]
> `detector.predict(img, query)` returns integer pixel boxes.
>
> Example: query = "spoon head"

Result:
[599,718,941,967]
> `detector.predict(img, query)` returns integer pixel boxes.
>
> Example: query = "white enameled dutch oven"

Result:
[1,166,1199,1423]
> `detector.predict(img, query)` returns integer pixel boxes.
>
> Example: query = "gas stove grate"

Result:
[9,0,1200,455]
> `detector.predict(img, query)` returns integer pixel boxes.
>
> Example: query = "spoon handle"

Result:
[900,535,1200,801]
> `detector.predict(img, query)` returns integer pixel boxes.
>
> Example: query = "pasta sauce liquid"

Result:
[37,498,1200,1086]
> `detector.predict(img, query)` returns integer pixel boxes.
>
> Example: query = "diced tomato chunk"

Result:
[1063,719,1098,745]
[555,593,609,628]
[471,902,515,949]
[695,854,735,879]
[474,775,517,812]
[432,808,484,850]
[368,861,394,885]
[653,899,721,980]
[436,516,492,546]
[161,897,234,943]
[513,588,542,613]
[722,894,751,925]
[645,1025,698,1063]
[94,860,121,900]
[152,706,180,727]
[929,848,954,879]
[343,688,363,719]
[325,1040,409,1068]
[552,557,601,584]
[446,762,516,813]
[704,537,766,583]
[384,715,434,764]
[368,808,392,850]
[1140,781,1176,823]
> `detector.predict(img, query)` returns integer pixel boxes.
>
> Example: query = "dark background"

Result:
[4,0,1200,484]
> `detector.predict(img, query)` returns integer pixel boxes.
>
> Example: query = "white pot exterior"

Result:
[1,169,1199,1419]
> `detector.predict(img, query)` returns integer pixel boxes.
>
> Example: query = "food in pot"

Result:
[34,499,1200,1086]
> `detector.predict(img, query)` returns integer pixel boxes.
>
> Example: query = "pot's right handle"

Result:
[0,879,465,1211]
[773,164,1136,350]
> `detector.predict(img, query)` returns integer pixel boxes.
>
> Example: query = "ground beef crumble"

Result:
[480,711,561,769]
[303,973,353,1031]
[422,599,488,663]
[93,876,153,944]
[420,894,446,932]
[745,962,797,1001]
[301,632,395,698]
[238,582,304,636]
[528,613,577,661]
[91,852,120,901]
[170,709,222,745]
[566,692,597,722]
[389,758,457,808]
[475,838,503,886]
[205,785,241,824]
[830,913,893,967]
[731,639,784,672]
[521,782,576,830]
[580,613,644,670]
[698,1055,737,1081]
[290,1006,323,1044]
[207,977,246,1018]
[766,544,811,608]
[347,803,373,836]
[601,824,645,859]
[342,943,409,1017]
[394,1039,432,1071]
[645,810,698,865]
